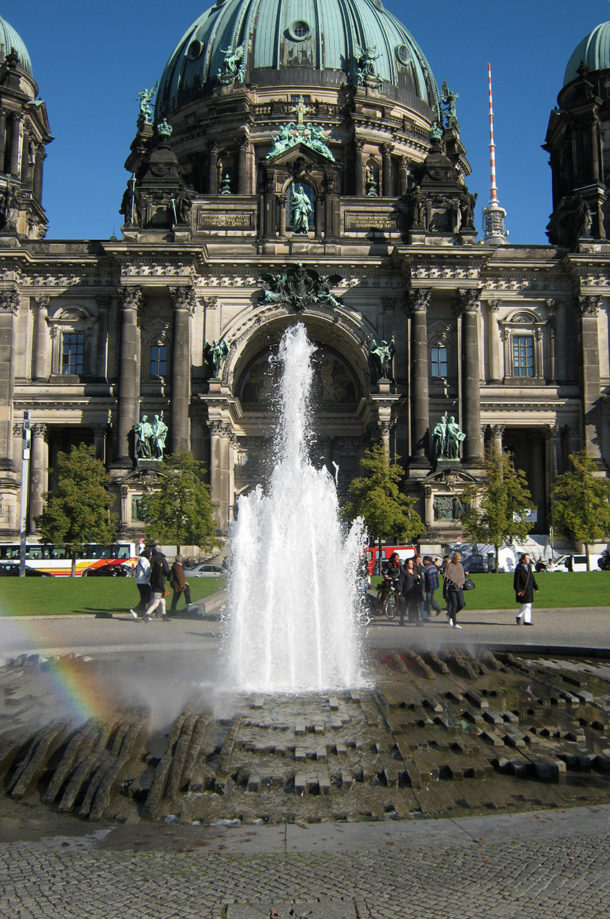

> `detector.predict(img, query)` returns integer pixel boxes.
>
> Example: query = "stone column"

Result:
[116,287,142,465]
[209,420,232,533]
[208,143,219,194]
[578,296,602,461]
[32,296,50,381]
[33,144,45,203]
[238,136,248,194]
[0,290,18,471]
[546,299,557,384]
[28,423,48,530]
[0,111,6,169]
[278,195,287,236]
[399,156,409,196]
[9,113,23,177]
[490,424,504,454]
[354,141,364,195]
[381,144,393,197]
[93,423,107,464]
[487,300,502,383]
[410,288,431,465]
[169,286,195,453]
[457,288,482,462]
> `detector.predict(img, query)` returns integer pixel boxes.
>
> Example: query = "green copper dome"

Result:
[156,0,440,118]
[0,15,32,76]
[564,21,610,85]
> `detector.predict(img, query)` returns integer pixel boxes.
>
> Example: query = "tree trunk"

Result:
[585,542,590,572]
[495,544,499,573]
[378,536,382,576]
[71,552,77,578]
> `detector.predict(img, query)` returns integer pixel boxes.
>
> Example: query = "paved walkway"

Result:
[0,597,609,918]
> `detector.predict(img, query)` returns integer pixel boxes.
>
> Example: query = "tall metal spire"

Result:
[483,63,508,245]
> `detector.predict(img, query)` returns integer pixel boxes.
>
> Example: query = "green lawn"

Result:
[372,571,609,609]
[0,577,225,617]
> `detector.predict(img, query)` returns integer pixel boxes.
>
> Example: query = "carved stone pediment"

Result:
[425,468,477,486]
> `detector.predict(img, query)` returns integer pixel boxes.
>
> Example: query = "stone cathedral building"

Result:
[0,4,608,546]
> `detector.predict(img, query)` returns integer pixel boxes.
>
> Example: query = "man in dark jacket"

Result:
[514,553,539,625]
[169,555,192,616]
[141,545,171,621]
[423,556,442,617]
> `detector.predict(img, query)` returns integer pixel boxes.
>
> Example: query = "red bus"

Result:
[365,545,418,576]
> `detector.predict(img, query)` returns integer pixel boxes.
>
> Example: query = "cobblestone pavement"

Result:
[0,807,608,918]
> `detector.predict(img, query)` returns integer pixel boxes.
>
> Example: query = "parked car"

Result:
[81,562,134,577]
[0,562,52,577]
[551,554,602,573]
[183,563,226,578]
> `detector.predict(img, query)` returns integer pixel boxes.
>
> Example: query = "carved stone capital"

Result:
[0,290,19,314]
[31,423,48,440]
[409,288,431,313]
[121,286,143,312]
[32,296,50,312]
[487,299,500,313]
[169,285,197,313]
[578,295,600,317]
[455,288,481,315]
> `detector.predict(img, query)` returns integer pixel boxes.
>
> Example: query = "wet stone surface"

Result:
[0,647,609,828]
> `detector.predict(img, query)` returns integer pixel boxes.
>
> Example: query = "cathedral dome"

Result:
[156,0,440,119]
[0,15,32,76]
[564,21,610,85]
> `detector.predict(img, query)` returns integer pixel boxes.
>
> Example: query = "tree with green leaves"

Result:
[551,450,610,570]
[37,442,117,576]
[460,446,534,571]
[139,451,219,553]
[343,443,424,570]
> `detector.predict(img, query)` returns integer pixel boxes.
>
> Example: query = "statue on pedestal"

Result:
[369,338,395,382]
[133,414,154,460]
[431,413,466,461]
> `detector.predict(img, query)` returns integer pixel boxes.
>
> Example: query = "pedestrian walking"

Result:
[130,547,151,620]
[423,555,442,617]
[169,555,192,616]
[413,553,428,620]
[514,553,539,625]
[444,551,467,629]
[140,544,171,622]
[400,557,423,626]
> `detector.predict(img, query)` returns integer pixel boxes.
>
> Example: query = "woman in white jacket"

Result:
[131,548,151,619]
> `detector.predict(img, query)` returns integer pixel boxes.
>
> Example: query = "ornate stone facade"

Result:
[0,7,608,543]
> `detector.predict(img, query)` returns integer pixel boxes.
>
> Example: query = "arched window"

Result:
[500,309,546,382]
[48,306,97,378]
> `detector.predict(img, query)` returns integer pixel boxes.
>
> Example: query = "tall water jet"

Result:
[225,323,367,693]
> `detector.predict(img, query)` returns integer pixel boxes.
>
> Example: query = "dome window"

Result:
[395,45,410,66]
[288,21,311,42]
[187,39,204,60]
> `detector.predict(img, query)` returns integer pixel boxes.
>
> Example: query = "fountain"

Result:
[225,323,367,693]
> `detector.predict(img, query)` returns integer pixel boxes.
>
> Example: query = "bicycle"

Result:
[376,579,401,620]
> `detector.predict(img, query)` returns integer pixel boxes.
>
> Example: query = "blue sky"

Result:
[4,0,609,243]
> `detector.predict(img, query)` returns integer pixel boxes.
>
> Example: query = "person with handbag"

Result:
[443,551,468,629]
[514,553,539,625]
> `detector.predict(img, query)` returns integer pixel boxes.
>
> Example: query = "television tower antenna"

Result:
[482,63,508,245]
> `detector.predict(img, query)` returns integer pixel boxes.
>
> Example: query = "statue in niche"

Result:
[151,414,168,459]
[431,413,448,462]
[369,338,395,381]
[205,338,229,377]
[133,415,154,460]
[291,184,313,234]
[136,84,157,124]
[446,415,466,459]
[441,81,459,130]
[0,187,19,232]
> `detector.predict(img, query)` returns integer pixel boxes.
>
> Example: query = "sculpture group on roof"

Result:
[217,44,245,85]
